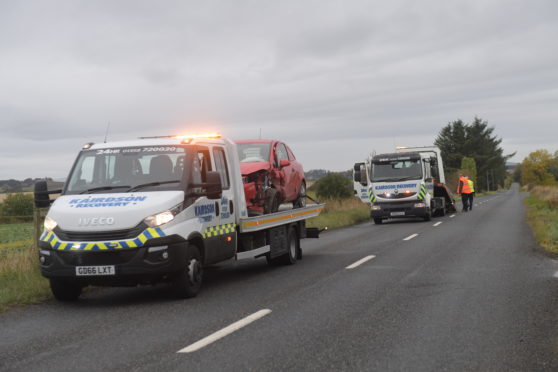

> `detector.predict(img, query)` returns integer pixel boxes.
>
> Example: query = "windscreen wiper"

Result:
[127,180,181,192]
[79,185,131,194]
[393,176,420,181]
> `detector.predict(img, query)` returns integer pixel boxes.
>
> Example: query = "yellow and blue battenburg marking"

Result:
[202,223,236,239]
[368,188,377,203]
[39,227,166,251]
[418,184,427,200]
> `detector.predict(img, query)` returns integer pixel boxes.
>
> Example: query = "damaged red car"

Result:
[235,140,306,216]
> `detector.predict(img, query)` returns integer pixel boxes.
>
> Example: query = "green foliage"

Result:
[434,117,513,192]
[524,186,558,254]
[460,157,477,184]
[315,173,353,199]
[0,194,34,222]
[520,150,557,186]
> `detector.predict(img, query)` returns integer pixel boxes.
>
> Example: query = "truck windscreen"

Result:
[65,146,186,195]
[371,159,422,182]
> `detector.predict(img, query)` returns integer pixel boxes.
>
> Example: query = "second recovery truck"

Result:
[353,146,455,224]
[35,134,324,301]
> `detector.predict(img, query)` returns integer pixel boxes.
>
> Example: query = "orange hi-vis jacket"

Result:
[457,176,472,194]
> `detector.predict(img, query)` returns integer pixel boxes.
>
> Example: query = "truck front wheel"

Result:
[172,245,203,298]
[50,279,82,301]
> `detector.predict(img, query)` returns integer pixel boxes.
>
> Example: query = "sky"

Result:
[1,0,557,180]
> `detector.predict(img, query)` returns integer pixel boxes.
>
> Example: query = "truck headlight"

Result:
[44,217,57,231]
[144,211,174,227]
[414,202,426,208]
[143,204,182,228]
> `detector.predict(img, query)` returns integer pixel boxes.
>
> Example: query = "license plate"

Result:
[76,265,115,276]
[390,211,405,216]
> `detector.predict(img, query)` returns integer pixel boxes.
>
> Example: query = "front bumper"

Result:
[38,235,189,286]
[371,201,428,219]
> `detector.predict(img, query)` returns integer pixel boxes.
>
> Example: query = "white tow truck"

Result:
[34,134,324,301]
[353,146,455,224]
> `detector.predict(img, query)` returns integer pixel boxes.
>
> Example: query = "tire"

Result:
[172,245,203,298]
[50,279,82,302]
[267,226,298,266]
[373,217,383,225]
[293,181,307,208]
[423,209,432,221]
[264,188,280,214]
[439,207,446,217]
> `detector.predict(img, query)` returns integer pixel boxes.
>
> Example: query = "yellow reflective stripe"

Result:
[84,243,95,251]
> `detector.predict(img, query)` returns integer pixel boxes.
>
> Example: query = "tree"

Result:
[315,173,353,199]
[434,117,513,191]
[460,157,477,184]
[520,150,557,186]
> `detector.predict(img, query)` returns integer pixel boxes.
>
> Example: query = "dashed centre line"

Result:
[403,233,418,241]
[433,221,442,227]
[450,214,456,218]
[346,255,376,269]
[177,309,272,353]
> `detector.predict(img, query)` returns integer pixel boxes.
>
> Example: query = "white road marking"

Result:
[346,255,376,269]
[449,214,456,218]
[403,233,418,241]
[553,271,558,279]
[177,309,272,353]
[433,222,442,227]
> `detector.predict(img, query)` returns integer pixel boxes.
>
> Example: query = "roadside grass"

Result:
[0,222,34,244]
[0,242,51,312]
[306,196,370,230]
[524,186,558,254]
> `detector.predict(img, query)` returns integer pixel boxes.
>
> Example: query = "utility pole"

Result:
[486,170,490,192]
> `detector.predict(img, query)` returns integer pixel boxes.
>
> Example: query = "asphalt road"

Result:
[2,184,558,371]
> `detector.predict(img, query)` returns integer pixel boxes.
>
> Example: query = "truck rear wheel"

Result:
[172,245,202,298]
[50,279,82,301]
[267,226,298,266]
[373,217,383,225]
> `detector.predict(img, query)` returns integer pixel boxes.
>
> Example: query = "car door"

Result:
[276,143,296,201]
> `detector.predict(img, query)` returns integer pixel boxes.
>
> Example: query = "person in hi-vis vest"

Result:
[457,174,473,211]
[467,178,475,211]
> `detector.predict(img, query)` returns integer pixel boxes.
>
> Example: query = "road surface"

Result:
[2,184,558,371]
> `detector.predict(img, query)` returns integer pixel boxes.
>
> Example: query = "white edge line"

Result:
[433,221,442,227]
[449,214,456,218]
[178,309,272,353]
[403,233,418,241]
[346,255,376,269]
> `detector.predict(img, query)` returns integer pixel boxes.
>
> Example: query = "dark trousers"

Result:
[461,194,469,211]
[468,193,474,210]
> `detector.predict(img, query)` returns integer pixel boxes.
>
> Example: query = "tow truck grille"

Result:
[57,250,138,265]
[53,223,147,242]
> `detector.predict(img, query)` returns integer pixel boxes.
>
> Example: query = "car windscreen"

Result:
[65,146,186,195]
[371,159,422,182]
[237,143,271,163]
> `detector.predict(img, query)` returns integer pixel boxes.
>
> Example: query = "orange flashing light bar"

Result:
[174,133,222,144]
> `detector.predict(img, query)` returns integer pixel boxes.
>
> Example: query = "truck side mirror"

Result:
[279,159,290,168]
[205,171,223,199]
[34,180,53,208]
[353,163,366,185]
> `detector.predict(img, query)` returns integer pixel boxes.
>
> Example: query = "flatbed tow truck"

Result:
[35,134,324,301]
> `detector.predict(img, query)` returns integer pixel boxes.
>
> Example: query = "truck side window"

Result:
[213,147,230,189]
[196,148,212,182]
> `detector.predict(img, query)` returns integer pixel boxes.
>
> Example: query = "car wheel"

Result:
[50,279,82,301]
[293,181,307,208]
[264,188,280,214]
[172,245,203,298]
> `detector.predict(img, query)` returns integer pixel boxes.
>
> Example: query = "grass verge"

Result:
[0,242,51,312]
[524,186,558,254]
[0,222,34,243]
[306,197,370,230]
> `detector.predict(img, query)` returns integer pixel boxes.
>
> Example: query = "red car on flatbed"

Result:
[235,140,306,215]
